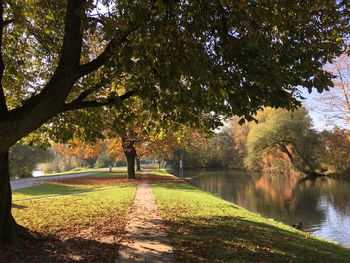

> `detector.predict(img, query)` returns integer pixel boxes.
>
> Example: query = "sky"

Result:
[301,89,326,131]
[301,88,349,131]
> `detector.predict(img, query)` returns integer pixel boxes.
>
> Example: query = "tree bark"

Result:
[124,149,136,179]
[136,157,141,171]
[0,148,19,245]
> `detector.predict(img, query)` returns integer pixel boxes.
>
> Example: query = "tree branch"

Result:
[62,89,137,112]
[70,82,107,103]
[0,2,8,115]
[87,16,106,26]
[76,25,138,78]
[57,0,85,69]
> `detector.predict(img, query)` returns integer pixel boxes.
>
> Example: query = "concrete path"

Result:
[10,170,106,190]
[117,183,174,263]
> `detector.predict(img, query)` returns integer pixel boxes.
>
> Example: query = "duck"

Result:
[292,222,302,230]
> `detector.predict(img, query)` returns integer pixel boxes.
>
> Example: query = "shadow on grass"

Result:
[13,184,92,199]
[162,214,350,263]
[11,203,27,209]
[153,183,350,263]
[0,234,120,263]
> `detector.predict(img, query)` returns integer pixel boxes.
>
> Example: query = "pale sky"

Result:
[302,88,349,131]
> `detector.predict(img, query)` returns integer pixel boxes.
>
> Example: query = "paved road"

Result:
[11,170,107,190]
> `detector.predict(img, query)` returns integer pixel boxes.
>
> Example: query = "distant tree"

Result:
[55,140,103,167]
[9,143,52,179]
[322,129,350,175]
[314,54,350,129]
[94,150,114,169]
[245,107,323,177]
[106,138,124,162]
[230,117,249,168]
[206,129,237,168]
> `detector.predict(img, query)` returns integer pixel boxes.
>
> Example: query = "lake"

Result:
[180,169,350,247]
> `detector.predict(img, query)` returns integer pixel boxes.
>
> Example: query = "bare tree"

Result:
[316,54,350,129]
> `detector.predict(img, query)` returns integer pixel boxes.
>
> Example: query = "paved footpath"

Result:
[10,171,106,190]
[117,182,174,263]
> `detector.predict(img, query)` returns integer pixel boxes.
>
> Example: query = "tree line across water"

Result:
[11,105,350,180]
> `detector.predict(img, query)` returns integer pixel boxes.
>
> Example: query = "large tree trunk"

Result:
[136,156,141,171]
[124,149,136,179]
[0,149,19,245]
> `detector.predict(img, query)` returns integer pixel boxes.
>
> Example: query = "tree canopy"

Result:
[2,0,349,149]
[245,107,323,176]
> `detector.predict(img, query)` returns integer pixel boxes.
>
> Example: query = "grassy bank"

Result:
[152,176,350,262]
[5,171,350,262]
[5,174,136,262]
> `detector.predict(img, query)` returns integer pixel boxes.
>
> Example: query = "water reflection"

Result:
[184,169,350,246]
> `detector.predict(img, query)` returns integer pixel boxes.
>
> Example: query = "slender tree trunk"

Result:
[136,157,141,171]
[124,149,136,179]
[0,148,19,245]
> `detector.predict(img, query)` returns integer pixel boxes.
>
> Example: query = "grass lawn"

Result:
[12,184,97,201]
[4,179,136,262]
[152,179,350,263]
[6,171,350,262]
[12,172,130,201]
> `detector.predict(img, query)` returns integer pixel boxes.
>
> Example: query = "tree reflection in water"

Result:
[187,169,350,246]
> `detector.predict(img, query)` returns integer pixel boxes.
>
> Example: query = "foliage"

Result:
[53,140,103,167]
[230,116,249,167]
[9,142,53,179]
[322,129,350,175]
[147,127,239,169]
[3,0,348,150]
[152,179,350,263]
[94,150,114,168]
[245,107,323,175]
[106,138,124,161]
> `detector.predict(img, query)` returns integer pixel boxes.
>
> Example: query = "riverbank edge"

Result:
[151,171,350,262]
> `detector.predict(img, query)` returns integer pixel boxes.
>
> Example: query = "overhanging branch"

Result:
[70,81,107,103]
[76,26,136,77]
[62,89,137,112]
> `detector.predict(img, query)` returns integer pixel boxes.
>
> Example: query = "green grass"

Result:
[12,184,136,237]
[152,180,350,263]
[149,169,174,176]
[12,183,100,201]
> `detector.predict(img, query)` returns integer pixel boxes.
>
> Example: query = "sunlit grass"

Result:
[152,179,350,263]
[12,184,96,201]
[13,185,136,237]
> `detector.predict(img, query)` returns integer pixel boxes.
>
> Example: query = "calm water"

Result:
[182,169,350,247]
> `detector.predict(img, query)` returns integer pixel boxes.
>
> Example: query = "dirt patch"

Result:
[51,173,183,186]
